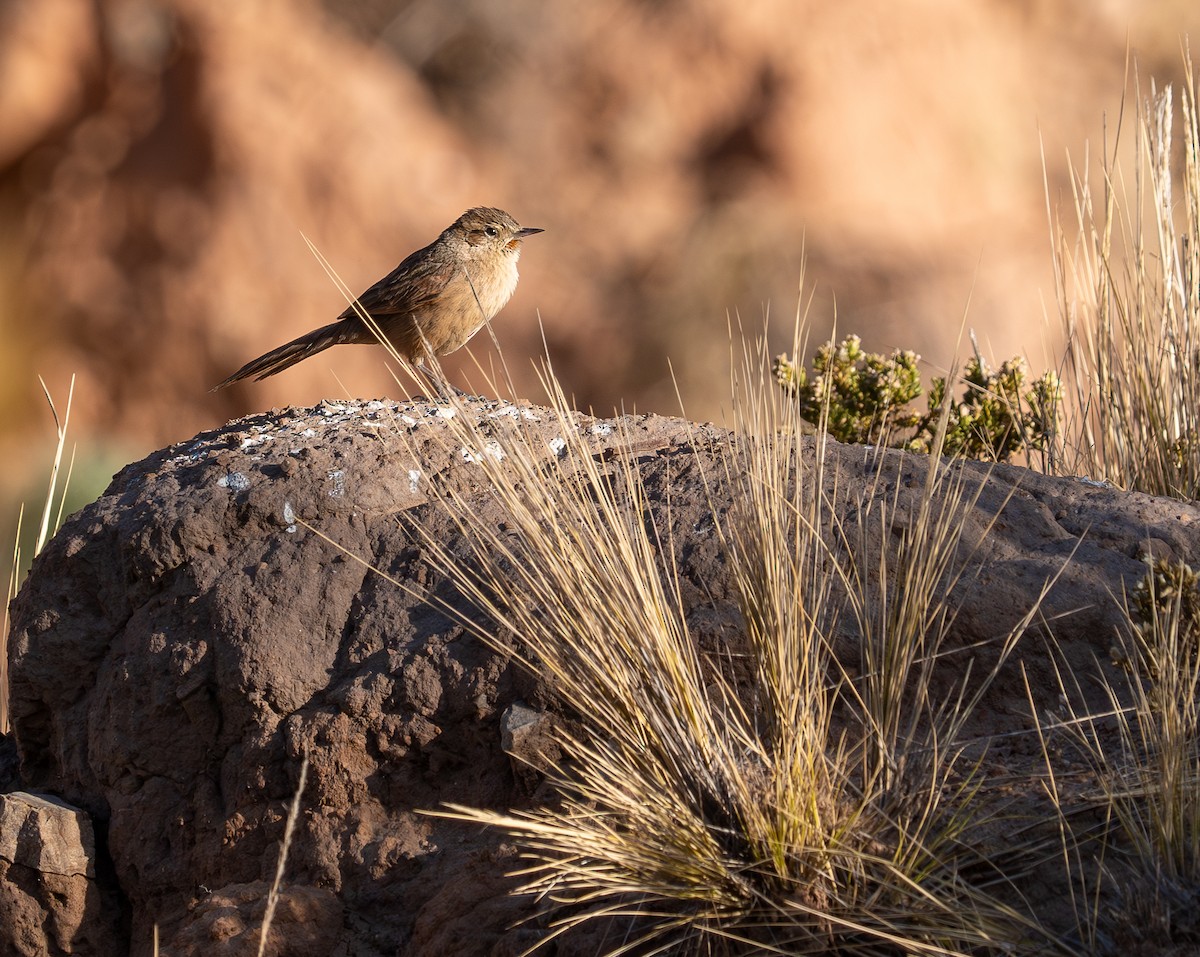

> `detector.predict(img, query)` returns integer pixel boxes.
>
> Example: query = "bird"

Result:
[213,207,543,392]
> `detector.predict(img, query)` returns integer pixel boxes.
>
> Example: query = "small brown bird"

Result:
[214,207,543,391]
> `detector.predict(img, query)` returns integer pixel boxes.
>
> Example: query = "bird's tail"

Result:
[212,320,362,391]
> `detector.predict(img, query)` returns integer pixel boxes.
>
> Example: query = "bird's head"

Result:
[451,207,543,260]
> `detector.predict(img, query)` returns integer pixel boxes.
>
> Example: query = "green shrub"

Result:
[773,336,1062,463]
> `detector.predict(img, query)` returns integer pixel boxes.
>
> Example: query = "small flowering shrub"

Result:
[773,335,1062,462]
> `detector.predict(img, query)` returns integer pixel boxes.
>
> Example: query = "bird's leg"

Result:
[415,362,470,401]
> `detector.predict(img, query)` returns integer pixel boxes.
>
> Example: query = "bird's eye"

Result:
[484,226,499,238]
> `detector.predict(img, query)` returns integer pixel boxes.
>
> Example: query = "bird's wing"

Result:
[338,243,458,320]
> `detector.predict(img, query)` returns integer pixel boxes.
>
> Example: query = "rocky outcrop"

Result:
[7,398,1200,954]
[0,790,123,956]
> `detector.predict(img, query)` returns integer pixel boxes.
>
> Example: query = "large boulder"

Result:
[7,397,1200,954]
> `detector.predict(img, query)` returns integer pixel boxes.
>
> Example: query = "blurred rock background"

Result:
[2,0,1199,538]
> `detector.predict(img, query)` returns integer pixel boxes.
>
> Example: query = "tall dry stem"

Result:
[2,375,77,735]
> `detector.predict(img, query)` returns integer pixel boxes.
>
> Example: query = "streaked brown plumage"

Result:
[214,207,542,390]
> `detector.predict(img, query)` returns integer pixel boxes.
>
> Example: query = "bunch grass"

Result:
[1048,53,1200,499]
[404,309,1070,953]
[1041,557,1200,953]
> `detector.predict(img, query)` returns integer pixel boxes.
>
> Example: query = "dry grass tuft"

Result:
[1039,49,1200,953]
[1043,557,1200,953]
[1048,53,1200,499]
[405,313,1070,953]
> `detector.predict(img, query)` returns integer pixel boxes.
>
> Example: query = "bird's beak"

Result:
[516,227,544,239]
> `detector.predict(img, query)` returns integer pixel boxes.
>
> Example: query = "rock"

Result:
[161,882,343,957]
[7,397,1200,954]
[0,791,95,877]
[0,791,123,956]
[500,702,563,793]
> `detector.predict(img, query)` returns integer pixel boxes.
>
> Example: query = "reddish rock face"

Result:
[7,398,1200,953]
